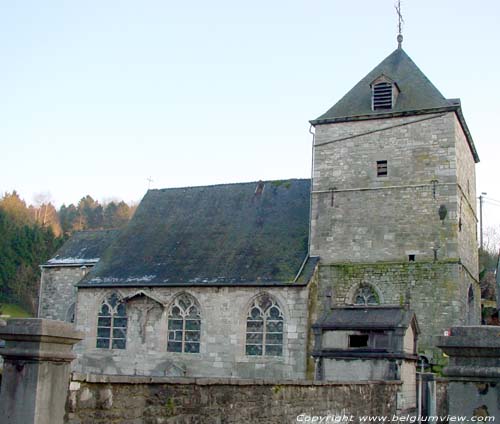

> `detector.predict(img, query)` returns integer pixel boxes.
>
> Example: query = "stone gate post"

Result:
[0,318,83,424]
[438,326,500,419]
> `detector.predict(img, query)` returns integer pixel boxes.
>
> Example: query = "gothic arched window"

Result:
[246,295,284,356]
[96,293,127,349]
[353,284,379,306]
[167,293,201,353]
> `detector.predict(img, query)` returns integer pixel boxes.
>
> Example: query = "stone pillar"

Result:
[0,318,84,424]
[437,326,500,419]
[417,373,436,417]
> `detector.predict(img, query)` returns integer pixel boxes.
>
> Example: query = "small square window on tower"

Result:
[377,160,388,177]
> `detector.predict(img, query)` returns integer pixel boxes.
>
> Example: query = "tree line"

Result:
[0,191,136,314]
[479,227,500,323]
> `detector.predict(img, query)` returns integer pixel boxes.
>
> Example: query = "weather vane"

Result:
[395,0,404,49]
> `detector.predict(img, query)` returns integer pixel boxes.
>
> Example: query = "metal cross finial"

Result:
[147,176,154,189]
[395,0,404,48]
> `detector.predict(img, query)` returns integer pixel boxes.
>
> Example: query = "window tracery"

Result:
[353,285,379,306]
[96,293,127,349]
[246,295,284,356]
[167,293,201,353]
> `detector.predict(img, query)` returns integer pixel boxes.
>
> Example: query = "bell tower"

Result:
[309,45,480,352]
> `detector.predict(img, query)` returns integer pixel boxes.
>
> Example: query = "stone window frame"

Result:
[96,292,128,350]
[245,293,285,357]
[346,283,383,306]
[166,292,202,354]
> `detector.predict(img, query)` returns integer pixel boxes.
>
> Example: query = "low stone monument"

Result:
[438,326,500,418]
[0,318,83,424]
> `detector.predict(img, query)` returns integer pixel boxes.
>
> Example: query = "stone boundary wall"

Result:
[67,373,400,423]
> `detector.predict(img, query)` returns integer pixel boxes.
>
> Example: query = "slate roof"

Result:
[43,230,119,267]
[313,306,419,332]
[79,179,314,287]
[311,48,479,163]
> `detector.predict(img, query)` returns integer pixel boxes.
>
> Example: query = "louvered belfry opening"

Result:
[372,82,393,110]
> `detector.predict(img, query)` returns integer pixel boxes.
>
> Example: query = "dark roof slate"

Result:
[311,48,450,123]
[44,230,119,266]
[79,179,311,287]
[313,306,418,332]
[310,47,479,163]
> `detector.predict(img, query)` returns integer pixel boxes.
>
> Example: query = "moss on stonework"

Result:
[321,261,464,352]
[328,261,460,285]
[272,385,283,395]
[306,270,319,379]
[442,278,458,297]
[431,365,444,376]
[165,398,175,416]
[329,259,460,268]
[271,180,292,189]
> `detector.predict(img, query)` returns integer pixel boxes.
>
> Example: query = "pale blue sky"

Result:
[1,1,499,228]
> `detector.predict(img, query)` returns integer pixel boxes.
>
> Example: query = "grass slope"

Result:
[0,303,32,318]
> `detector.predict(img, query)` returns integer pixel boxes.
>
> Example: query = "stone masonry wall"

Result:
[311,112,460,263]
[454,114,478,277]
[316,262,472,350]
[38,266,90,322]
[310,111,479,351]
[311,184,457,263]
[66,373,400,424]
[312,113,456,192]
[74,284,310,379]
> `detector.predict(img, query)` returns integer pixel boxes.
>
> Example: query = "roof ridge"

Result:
[150,178,311,193]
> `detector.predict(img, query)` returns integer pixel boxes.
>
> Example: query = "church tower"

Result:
[309,44,480,353]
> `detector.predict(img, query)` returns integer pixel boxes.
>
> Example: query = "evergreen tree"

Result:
[0,191,33,225]
[0,193,63,313]
[59,204,80,235]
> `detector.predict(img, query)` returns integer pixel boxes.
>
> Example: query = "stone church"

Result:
[39,43,480,387]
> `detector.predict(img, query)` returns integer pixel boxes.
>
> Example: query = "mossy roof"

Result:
[79,179,312,287]
[44,230,119,266]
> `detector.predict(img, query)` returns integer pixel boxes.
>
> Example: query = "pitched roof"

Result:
[310,47,479,163]
[44,229,119,267]
[312,48,450,122]
[79,179,313,287]
[313,306,419,332]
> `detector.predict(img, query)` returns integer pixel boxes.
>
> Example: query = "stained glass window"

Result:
[246,295,284,356]
[167,294,201,353]
[96,293,127,349]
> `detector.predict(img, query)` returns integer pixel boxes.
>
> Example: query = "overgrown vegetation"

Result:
[0,303,31,318]
[479,226,499,323]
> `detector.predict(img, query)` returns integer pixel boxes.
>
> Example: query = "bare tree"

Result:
[483,226,500,256]
[32,192,53,226]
